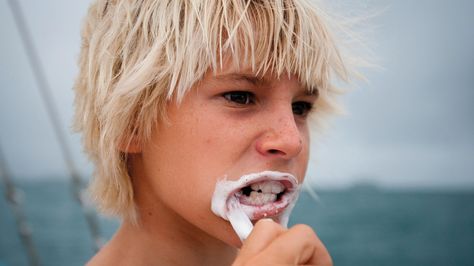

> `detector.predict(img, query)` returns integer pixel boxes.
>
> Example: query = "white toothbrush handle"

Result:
[226,197,254,242]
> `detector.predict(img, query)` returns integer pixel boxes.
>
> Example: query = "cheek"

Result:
[143,108,251,206]
[142,126,244,245]
[295,129,311,181]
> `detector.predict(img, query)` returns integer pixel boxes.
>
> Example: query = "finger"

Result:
[262,224,332,265]
[237,219,285,260]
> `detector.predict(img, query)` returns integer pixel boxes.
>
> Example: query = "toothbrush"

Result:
[226,196,254,242]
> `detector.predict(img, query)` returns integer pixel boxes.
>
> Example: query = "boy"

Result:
[74,0,351,264]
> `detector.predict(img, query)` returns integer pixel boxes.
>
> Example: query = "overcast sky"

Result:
[0,0,473,189]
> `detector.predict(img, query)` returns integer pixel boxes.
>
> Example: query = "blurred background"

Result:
[1,0,473,265]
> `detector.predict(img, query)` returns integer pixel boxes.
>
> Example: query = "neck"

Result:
[87,155,238,265]
[89,192,237,266]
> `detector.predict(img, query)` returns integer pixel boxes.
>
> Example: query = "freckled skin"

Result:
[93,64,318,265]
[136,68,314,247]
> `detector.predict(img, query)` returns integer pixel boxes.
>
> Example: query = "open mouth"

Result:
[211,171,300,224]
[234,178,297,220]
[237,180,287,206]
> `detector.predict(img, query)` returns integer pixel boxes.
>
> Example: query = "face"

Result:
[132,64,317,247]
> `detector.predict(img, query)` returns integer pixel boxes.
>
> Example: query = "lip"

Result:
[211,171,301,222]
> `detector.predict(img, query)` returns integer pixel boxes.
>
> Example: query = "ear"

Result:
[118,136,142,154]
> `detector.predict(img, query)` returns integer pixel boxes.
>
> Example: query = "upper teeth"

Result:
[250,180,285,194]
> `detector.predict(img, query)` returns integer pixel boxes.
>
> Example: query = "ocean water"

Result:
[1,180,473,266]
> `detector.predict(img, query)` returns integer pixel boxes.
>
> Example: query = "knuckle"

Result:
[254,219,282,231]
[292,224,318,242]
[293,224,315,234]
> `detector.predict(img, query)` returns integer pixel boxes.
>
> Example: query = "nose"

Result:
[255,110,303,160]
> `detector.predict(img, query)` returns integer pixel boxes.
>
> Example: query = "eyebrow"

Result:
[214,73,318,97]
[306,87,318,97]
[214,73,266,86]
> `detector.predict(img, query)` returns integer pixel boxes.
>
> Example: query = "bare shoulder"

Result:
[85,244,117,266]
[85,236,137,266]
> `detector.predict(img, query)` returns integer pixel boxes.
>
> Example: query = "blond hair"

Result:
[74,0,355,221]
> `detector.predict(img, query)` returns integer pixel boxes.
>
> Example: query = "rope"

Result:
[0,146,40,266]
[6,0,104,252]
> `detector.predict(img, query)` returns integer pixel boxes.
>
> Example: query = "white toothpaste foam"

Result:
[211,171,301,241]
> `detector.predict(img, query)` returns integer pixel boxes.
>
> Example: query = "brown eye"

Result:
[292,101,313,116]
[223,91,255,105]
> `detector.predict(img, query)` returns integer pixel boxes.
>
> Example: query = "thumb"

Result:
[235,219,285,261]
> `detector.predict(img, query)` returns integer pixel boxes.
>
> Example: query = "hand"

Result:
[232,219,332,266]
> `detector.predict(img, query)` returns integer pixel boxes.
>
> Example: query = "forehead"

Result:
[160,0,337,102]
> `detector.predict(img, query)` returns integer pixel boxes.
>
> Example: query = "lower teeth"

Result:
[240,191,278,206]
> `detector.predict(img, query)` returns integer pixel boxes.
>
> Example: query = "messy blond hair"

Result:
[74,0,355,221]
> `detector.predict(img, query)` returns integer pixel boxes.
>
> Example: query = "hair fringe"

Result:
[73,0,368,221]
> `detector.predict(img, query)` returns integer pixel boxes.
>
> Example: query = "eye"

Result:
[292,101,313,116]
[222,91,255,105]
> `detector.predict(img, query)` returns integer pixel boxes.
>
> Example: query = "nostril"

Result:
[268,149,283,155]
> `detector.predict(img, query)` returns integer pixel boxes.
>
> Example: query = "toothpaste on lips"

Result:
[211,171,301,242]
